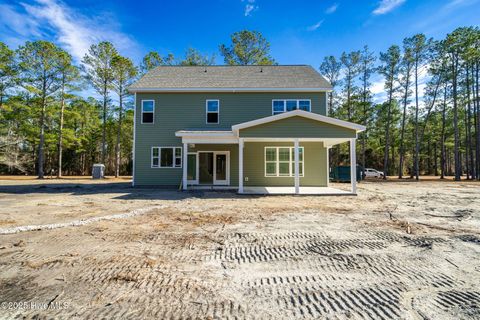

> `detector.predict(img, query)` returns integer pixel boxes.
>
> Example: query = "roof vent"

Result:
[204,68,207,73]
[260,67,263,73]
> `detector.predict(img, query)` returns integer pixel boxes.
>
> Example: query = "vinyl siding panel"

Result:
[239,116,357,138]
[134,92,327,186]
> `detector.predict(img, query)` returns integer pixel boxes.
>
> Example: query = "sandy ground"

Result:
[0,177,479,319]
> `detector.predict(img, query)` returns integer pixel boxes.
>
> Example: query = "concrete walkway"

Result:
[242,186,353,195]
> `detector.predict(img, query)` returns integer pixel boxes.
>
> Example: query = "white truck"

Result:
[364,168,384,178]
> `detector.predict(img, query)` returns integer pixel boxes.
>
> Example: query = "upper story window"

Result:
[206,100,219,124]
[142,100,154,123]
[272,99,311,115]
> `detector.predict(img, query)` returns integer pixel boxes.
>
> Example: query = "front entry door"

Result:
[213,152,229,185]
[198,151,229,185]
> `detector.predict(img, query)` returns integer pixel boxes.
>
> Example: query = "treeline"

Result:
[1,27,479,180]
[321,26,480,180]
[0,30,275,177]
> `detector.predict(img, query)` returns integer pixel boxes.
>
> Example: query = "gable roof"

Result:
[232,110,366,133]
[129,65,332,92]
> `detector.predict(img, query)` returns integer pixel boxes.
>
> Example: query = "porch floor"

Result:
[241,186,354,195]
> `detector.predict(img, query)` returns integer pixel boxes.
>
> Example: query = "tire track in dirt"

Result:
[209,230,472,319]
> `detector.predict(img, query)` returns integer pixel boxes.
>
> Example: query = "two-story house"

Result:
[128,65,365,195]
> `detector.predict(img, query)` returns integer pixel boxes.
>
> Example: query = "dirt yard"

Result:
[0,177,479,319]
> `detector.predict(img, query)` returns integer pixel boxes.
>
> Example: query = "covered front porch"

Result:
[176,110,365,195]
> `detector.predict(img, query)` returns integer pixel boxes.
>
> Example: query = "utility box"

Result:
[330,165,364,182]
[92,164,105,179]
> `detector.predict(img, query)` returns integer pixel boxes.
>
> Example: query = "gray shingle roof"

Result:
[129,65,332,92]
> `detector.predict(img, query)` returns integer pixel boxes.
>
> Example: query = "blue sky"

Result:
[0,0,478,100]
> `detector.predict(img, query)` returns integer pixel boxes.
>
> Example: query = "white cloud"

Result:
[372,0,406,15]
[307,20,324,31]
[0,0,138,62]
[243,0,258,16]
[325,3,339,14]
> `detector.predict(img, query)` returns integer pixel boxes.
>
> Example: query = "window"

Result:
[265,147,304,177]
[206,100,219,124]
[272,100,285,115]
[142,100,154,123]
[152,147,182,168]
[271,99,311,115]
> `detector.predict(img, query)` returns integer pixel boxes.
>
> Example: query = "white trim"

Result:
[206,99,220,124]
[151,146,183,169]
[132,93,136,186]
[326,147,330,187]
[242,137,350,144]
[182,138,239,144]
[294,139,300,194]
[350,138,357,194]
[264,146,304,178]
[272,99,311,115]
[141,100,155,124]
[129,87,333,93]
[192,151,230,186]
[182,143,188,190]
[213,151,230,185]
[232,109,366,133]
[239,138,244,193]
[176,130,233,137]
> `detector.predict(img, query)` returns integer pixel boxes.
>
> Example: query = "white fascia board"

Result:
[175,131,234,138]
[231,110,366,133]
[182,138,239,144]
[128,87,333,93]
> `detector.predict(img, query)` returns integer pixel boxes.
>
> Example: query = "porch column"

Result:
[238,138,244,193]
[182,142,188,190]
[294,139,300,194]
[350,138,357,194]
[326,145,330,187]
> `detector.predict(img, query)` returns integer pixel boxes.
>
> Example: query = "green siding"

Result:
[243,142,328,187]
[134,92,327,186]
[239,116,357,138]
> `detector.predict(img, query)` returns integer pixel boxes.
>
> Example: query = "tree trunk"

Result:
[37,76,47,179]
[440,84,447,179]
[466,66,475,179]
[474,62,480,180]
[398,70,411,178]
[102,83,108,167]
[452,54,461,181]
[414,59,420,181]
[115,91,123,178]
[383,84,394,180]
[57,79,65,178]
[361,67,369,169]
[328,92,334,116]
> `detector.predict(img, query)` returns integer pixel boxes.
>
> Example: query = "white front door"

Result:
[196,151,230,185]
[213,152,229,185]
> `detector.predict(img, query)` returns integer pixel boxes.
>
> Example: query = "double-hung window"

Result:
[272,99,311,115]
[152,147,182,168]
[206,100,219,124]
[141,100,154,123]
[265,147,304,177]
